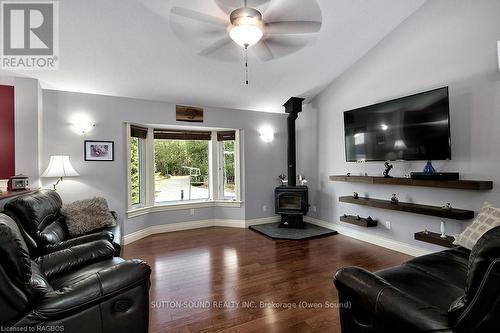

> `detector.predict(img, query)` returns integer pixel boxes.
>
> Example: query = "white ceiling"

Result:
[1,0,426,113]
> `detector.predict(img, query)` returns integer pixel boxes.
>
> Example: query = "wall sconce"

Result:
[70,114,95,135]
[497,41,500,70]
[259,126,274,143]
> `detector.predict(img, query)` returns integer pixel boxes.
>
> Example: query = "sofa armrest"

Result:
[334,266,453,332]
[42,230,114,255]
[18,260,151,322]
[453,259,500,333]
[107,222,121,256]
[36,240,115,278]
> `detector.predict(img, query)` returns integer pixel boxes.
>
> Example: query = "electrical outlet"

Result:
[385,221,391,230]
[262,205,268,212]
[312,205,317,213]
[190,209,195,216]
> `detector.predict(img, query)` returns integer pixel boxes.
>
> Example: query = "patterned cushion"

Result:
[453,203,500,250]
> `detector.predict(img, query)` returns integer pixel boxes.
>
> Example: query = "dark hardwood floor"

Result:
[123,227,411,333]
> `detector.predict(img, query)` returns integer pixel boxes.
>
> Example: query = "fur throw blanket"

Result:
[61,197,116,237]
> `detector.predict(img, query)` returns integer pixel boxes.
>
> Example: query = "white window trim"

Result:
[126,124,132,209]
[126,124,242,218]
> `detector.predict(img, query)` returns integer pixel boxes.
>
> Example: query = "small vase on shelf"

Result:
[423,160,436,174]
[440,220,447,238]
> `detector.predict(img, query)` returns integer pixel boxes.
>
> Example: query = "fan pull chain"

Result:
[245,45,249,85]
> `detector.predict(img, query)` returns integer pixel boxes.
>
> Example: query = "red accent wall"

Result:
[0,85,15,179]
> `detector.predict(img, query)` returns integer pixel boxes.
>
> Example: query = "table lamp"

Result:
[41,155,80,190]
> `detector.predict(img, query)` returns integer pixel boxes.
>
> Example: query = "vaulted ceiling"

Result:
[1,0,426,112]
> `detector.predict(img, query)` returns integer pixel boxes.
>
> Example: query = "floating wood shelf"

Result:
[339,196,475,220]
[330,175,493,191]
[340,215,378,227]
[415,231,455,248]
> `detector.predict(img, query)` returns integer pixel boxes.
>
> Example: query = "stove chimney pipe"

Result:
[283,97,305,187]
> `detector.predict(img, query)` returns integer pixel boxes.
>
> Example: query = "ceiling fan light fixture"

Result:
[230,24,263,47]
[229,7,263,48]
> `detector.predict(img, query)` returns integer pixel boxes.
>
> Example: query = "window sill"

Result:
[127,200,242,218]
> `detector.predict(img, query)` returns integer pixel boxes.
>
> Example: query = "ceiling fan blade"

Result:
[203,29,227,38]
[264,37,307,48]
[171,7,227,27]
[198,37,233,56]
[265,21,321,34]
[251,40,273,61]
[258,36,310,59]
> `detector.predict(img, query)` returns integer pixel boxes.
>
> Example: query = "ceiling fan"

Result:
[170,0,322,84]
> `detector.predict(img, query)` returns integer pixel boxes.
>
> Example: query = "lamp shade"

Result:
[41,156,79,178]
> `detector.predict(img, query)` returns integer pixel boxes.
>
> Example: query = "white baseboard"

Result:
[213,219,246,228]
[304,216,432,257]
[123,215,432,257]
[123,219,214,245]
[123,216,281,245]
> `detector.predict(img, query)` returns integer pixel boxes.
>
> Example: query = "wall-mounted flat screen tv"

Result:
[344,87,451,162]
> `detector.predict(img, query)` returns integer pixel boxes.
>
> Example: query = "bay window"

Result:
[127,124,241,216]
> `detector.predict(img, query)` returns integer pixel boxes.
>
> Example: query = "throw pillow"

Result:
[61,197,116,237]
[453,202,500,250]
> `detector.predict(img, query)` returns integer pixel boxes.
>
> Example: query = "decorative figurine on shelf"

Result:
[356,215,361,221]
[424,229,429,234]
[343,214,348,218]
[383,162,393,178]
[442,203,452,211]
[423,160,436,174]
[364,172,368,176]
[391,193,399,204]
[353,192,359,199]
[298,174,308,186]
[440,220,447,238]
[278,174,288,186]
[347,172,351,177]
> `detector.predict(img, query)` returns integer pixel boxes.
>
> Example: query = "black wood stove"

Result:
[275,97,309,228]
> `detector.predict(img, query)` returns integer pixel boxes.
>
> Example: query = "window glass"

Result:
[130,137,142,205]
[154,139,210,203]
[222,140,236,199]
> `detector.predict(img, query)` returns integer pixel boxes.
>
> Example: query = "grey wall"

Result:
[0,76,41,187]
[312,0,500,251]
[41,90,289,235]
[296,103,320,217]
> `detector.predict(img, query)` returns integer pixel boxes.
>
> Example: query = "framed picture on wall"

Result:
[84,140,114,161]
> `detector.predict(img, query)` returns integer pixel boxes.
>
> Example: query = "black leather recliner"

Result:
[0,212,151,332]
[334,226,500,333]
[4,190,122,257]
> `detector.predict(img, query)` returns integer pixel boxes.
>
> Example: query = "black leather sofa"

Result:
[334,226,500,333]
[4,190,121,257]
[0,191,152,333]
